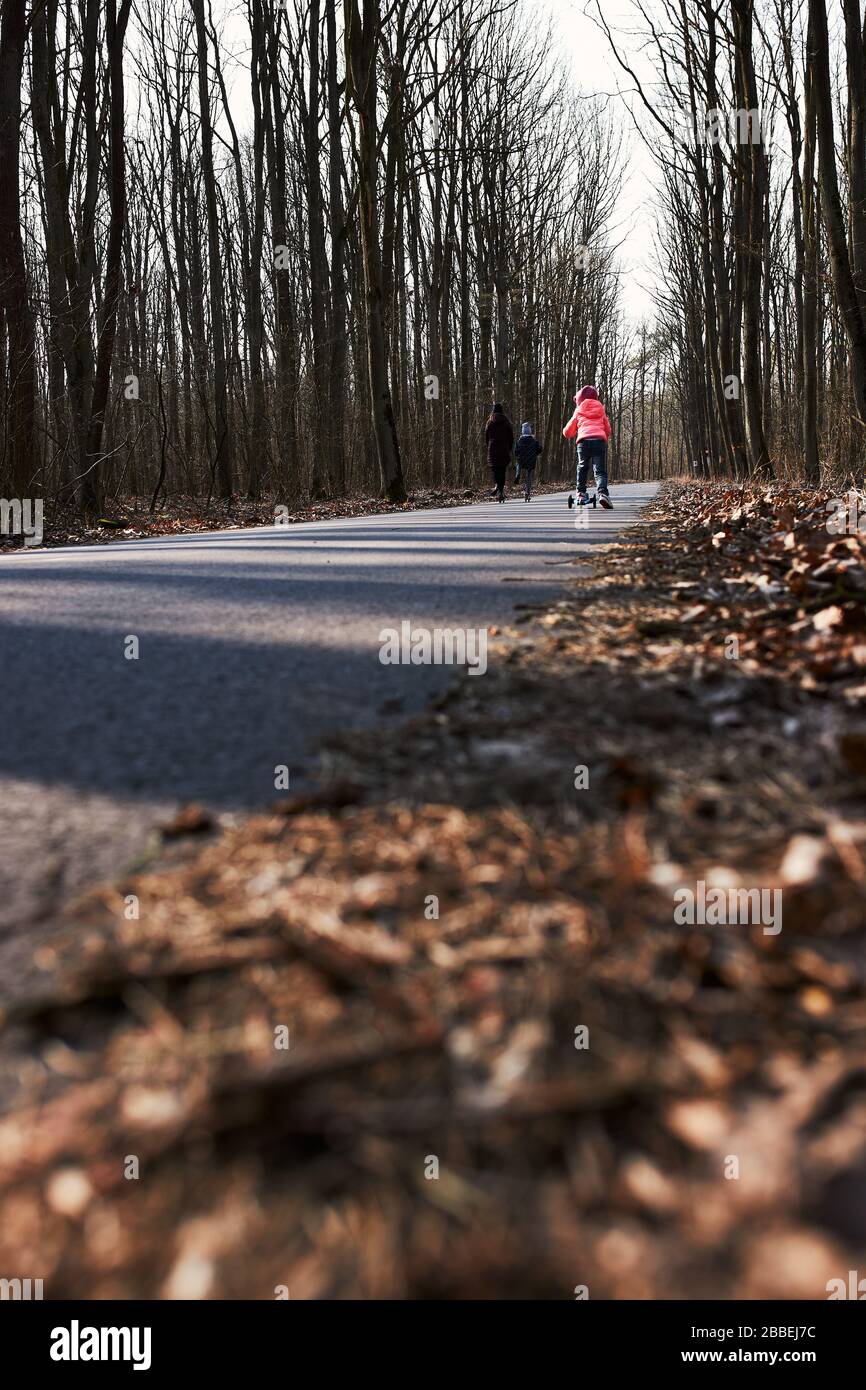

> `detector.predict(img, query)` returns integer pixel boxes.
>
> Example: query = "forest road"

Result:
[0,483,657,931]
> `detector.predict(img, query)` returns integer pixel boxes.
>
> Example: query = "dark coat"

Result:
[515,434,542,470]
[485,412,514,467]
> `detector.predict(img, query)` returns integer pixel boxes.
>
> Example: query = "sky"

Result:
[549,0,659,322]
[210,0,660,325]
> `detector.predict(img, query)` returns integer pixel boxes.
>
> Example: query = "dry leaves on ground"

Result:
[1,480,865,1299]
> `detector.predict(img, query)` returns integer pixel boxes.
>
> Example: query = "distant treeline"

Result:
[0,0,685,515]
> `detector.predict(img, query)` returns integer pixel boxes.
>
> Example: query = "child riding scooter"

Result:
[562,385,613,509]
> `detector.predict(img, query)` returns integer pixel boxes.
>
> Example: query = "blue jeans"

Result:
[576,438,608,494]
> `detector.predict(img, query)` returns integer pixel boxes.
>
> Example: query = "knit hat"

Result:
[576,385,599,404]
[521,421,533,435]
[492,402,504,414]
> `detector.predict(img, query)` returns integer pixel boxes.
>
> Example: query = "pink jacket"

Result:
[563,387,612,443]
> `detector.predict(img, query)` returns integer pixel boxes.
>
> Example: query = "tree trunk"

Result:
[84,0,133,515]
[193,0,234,499]
[345,0,405,501]
[326,0,347,492]
[809,0,866,434]
[0,0,36,497]
[803,13,821,483]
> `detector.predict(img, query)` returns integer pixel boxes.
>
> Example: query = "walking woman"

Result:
[485,402,514,502]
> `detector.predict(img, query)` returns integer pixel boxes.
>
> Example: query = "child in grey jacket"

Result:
[514,422,542,501]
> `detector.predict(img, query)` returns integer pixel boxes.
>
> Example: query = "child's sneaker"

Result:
[598,490,613,510]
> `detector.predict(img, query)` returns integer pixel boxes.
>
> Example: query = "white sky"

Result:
[550,0,659,322]
[212,0,659,324]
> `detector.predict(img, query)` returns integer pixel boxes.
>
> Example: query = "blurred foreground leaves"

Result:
[1,481,865,1298]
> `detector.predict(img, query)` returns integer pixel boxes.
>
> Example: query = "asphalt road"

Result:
[0,483,658,929]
